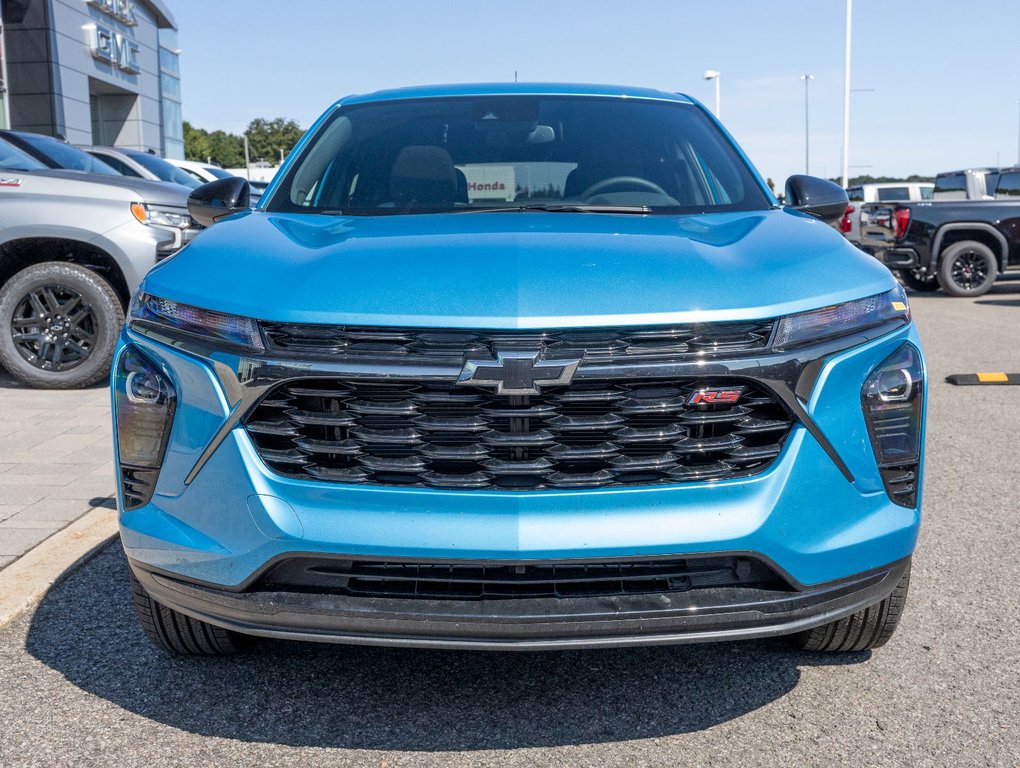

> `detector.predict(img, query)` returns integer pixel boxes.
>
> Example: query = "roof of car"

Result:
[336,83,697,108]
[936,168,999,174]
[849,182,934,189]
[167,158,221,169]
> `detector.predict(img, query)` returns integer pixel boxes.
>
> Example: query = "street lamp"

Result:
[703,70,720,118]
[841,0,853,187]
[801,74,814,174]
[1015,99,1019,165]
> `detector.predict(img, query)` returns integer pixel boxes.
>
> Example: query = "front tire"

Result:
[130,571,246,656]
[0,262,123,388]
[790,565,910,652]
[937,241,998,297]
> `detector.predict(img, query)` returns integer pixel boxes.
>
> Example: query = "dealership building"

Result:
[0,0,183,158]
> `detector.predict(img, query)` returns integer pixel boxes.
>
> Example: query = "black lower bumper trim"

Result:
[879,248,921,269]
[129,557,911,651]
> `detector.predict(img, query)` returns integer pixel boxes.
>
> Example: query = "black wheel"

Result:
[937,240,998,297]
[896,269,940,293]
[0,262,123,388]
[790,566,910,652]
[130,571,246,656]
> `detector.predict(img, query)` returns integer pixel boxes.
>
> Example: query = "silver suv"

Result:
[0,138,198,387]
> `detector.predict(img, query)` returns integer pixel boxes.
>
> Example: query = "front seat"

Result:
[390,146,458,207]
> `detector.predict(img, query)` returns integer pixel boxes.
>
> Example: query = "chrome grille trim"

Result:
[260,320,777,362]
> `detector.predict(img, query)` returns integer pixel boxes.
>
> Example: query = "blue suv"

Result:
[114,84,924,655]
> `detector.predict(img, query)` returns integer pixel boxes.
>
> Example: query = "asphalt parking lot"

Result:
[0,284,1018,767]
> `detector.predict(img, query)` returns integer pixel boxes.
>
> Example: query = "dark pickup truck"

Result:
[861,188,1020,296]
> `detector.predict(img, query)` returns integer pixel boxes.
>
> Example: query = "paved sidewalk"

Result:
[0,370,115,571]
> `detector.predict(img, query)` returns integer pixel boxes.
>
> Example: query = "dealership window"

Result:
[158,28,183,159]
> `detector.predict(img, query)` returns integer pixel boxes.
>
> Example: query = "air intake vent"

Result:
[254,555,791,600]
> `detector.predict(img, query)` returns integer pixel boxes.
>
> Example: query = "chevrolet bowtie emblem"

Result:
[456,350,580,396]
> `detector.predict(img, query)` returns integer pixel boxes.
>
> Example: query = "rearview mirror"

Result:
[784,175,848,224]
[187,177,251,227]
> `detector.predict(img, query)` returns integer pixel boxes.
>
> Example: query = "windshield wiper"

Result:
[453,203,651,214]
[308,204,652,216]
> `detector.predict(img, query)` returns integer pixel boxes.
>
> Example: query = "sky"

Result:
[171,0,1020,186]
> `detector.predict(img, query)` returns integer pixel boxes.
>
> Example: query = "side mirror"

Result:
[784,175,848,224]
[187,177,251,227]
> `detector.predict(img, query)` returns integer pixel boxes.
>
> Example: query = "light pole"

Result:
[801,74,814,174]
[1015,99,1019,165]
[703,70,720,118]
[841,0,853,187]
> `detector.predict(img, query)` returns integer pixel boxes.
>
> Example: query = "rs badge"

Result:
[689,387,744,405]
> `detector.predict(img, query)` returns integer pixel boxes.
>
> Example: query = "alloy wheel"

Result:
[950,250,990,291]
[9,284,97,371]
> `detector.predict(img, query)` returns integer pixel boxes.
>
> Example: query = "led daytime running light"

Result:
[130,293,264,349]
[773,285,910,349]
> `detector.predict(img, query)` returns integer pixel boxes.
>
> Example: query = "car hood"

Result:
[29,169,191,207]
[143,209,897,327]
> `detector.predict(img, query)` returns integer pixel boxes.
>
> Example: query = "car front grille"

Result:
[243,374,794,490]
[252,555,791,600]
[259,320,776,363]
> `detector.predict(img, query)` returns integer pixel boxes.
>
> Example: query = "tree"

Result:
[184,122,243,167]
[183,121,211,163]
[245,117,304,164]
[207,130,245,168]
[828,174,935,186]
[183,117,304,168]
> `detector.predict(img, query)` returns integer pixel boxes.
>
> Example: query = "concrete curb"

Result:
[0,505,118,630]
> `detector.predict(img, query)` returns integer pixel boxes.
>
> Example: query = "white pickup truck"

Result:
[838,182,934,247]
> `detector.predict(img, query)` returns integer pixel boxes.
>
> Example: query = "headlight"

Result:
[773,285,910,349]
[131,202,193,229]
[115,346,177,510]
[129,293,264,350]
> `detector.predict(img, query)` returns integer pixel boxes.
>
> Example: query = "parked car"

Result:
[839,182,934,247]
[0,129,122,176]
[165,158,236,184]
[117,83,923,657]
[932,168,999,201]
[81,146,200,189]
[248,179,269,201]
[165,160,265,204]
[0,137,199,387]
[860,172,1020,295]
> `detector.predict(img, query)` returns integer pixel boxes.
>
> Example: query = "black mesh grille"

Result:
[260,321,775,363]
[254,555,790,600]
[243,376,793,490]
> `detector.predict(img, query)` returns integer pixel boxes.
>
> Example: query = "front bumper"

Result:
[114,319,925,648]
[129,556,911,650]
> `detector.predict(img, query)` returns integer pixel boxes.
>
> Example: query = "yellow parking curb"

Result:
[0,505,118,630]
[945,372,1019,385]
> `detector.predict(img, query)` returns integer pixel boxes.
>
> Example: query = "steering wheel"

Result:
[580,176,669,200]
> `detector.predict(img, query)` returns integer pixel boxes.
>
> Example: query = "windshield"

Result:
[0,139,46,171]
[266,96,770,216]
[17,134,121,175]
[125,150,200,187]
